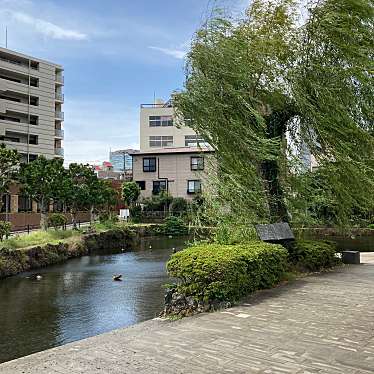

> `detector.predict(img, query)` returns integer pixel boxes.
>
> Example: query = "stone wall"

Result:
[0,227,136,279]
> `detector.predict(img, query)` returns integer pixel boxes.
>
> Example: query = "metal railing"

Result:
[54,147,64,156]
[55,128,64,137]
[55,111,64,120]
[55,92,64,102]
[55,75,64,84]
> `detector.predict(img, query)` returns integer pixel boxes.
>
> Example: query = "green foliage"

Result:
[169,197,189,215]
[122,181,140,206]
[368,224,374,230]
[19,157,65,230]
[289,240,340,272]
[47,213,67,230]
[0,144,20,210]
[142,191,173,212]
[167,242,288,302]
[158,216,188,236]
[174,0,374,228]
[0,221,11,241]
[129,205,142,223]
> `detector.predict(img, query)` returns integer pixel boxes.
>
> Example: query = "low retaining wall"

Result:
[0,227,136,279]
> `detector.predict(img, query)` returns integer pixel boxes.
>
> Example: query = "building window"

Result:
[187,180,201,194]
[149,116,173,127]
[136,181,146,190]
[191,156,204,171]
[149,136,173,147]
[18,196,32,212]
[153,180,167,195]
[30,116,38,126]
[185,135,208,147]
[143,157,156,172]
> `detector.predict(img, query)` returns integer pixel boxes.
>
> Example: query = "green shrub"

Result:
[368,223,374,229]
[167,242,288,303]
[169,197,188,215]
[99,212,118,223]
[0,221,11,241]
[289,240,340,272]
[47,213,67,230]
[158,216,188,236]
[129,205,142,223]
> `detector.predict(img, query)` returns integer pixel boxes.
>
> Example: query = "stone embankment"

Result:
[0,227,136,279]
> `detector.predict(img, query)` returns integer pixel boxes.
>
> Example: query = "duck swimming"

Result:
[113,274,122,281]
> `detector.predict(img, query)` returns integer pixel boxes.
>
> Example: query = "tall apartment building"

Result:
[0,47,64,162]
[131,99,214,199]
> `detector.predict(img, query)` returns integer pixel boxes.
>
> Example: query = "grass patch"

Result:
[1,229,82,250]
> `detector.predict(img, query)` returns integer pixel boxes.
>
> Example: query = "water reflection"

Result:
[0,236,187,363]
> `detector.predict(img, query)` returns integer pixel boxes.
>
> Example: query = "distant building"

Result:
[93,161,125,180]
[0,47,64,162]
[109,149,138,172]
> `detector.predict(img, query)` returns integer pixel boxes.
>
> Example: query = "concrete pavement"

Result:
[1,256,374,373]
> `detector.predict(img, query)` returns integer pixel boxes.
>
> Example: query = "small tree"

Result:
[122,181,140,207]
[47,213,67,230]
[66,163,96,228]
[19,157,65,230]
[0,144,20,213]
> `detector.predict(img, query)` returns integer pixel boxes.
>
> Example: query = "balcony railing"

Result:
[55,75,64,84]
[55,128,64,138]
[55,93,64,102]
[54,147,64,157]
[55,111,64,120]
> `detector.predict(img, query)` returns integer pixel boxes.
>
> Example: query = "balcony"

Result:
[55,92,64,102]
[55,111,64,120]
[54,147,64,157]
[55,75,64,84]
[55,128,64,138]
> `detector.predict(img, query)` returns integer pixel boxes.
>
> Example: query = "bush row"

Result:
[165,240,340,314]
[167,242,288,303]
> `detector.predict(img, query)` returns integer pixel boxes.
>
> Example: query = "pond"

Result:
[0,236,187,364]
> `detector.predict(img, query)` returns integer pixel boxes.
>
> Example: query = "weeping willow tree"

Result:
[174,0,374,232]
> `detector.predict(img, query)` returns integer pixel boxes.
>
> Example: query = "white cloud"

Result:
[5,10,87,40]
[148,46,187,60]
[63,98,139,165]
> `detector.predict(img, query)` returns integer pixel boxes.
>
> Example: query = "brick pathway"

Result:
[1,260,374,373]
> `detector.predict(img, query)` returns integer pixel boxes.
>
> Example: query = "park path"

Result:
[1,257,374,374]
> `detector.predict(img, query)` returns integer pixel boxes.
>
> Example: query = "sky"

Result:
[0,0,247,165]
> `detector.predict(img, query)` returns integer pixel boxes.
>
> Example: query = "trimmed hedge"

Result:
[289,240,340,272]
[167,242,288,303]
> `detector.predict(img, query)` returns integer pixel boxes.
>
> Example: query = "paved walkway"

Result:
[1,258,374,373]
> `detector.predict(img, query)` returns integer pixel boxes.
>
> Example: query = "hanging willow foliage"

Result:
[174,0,374,229]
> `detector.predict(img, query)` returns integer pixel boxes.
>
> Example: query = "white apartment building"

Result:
[0,47,64,162]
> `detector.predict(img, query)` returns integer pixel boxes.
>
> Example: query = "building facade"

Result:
[0,47,64,161]
[131,147,214,200]
[134,99,215,199]
[140,99,209,152]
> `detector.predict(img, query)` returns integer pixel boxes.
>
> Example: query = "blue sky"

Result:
[0,0,246,164]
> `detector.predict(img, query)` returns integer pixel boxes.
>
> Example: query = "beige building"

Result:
[0,47,64,162]
[131,147,214,199]
[140,99,209,151]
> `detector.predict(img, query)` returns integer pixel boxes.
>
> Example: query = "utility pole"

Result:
[5,26,8,48]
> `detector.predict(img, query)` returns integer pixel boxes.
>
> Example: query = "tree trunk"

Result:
[262,106,295,223]
[72,208,77,230]
[40,199,48,230]
[90,205,94,226]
